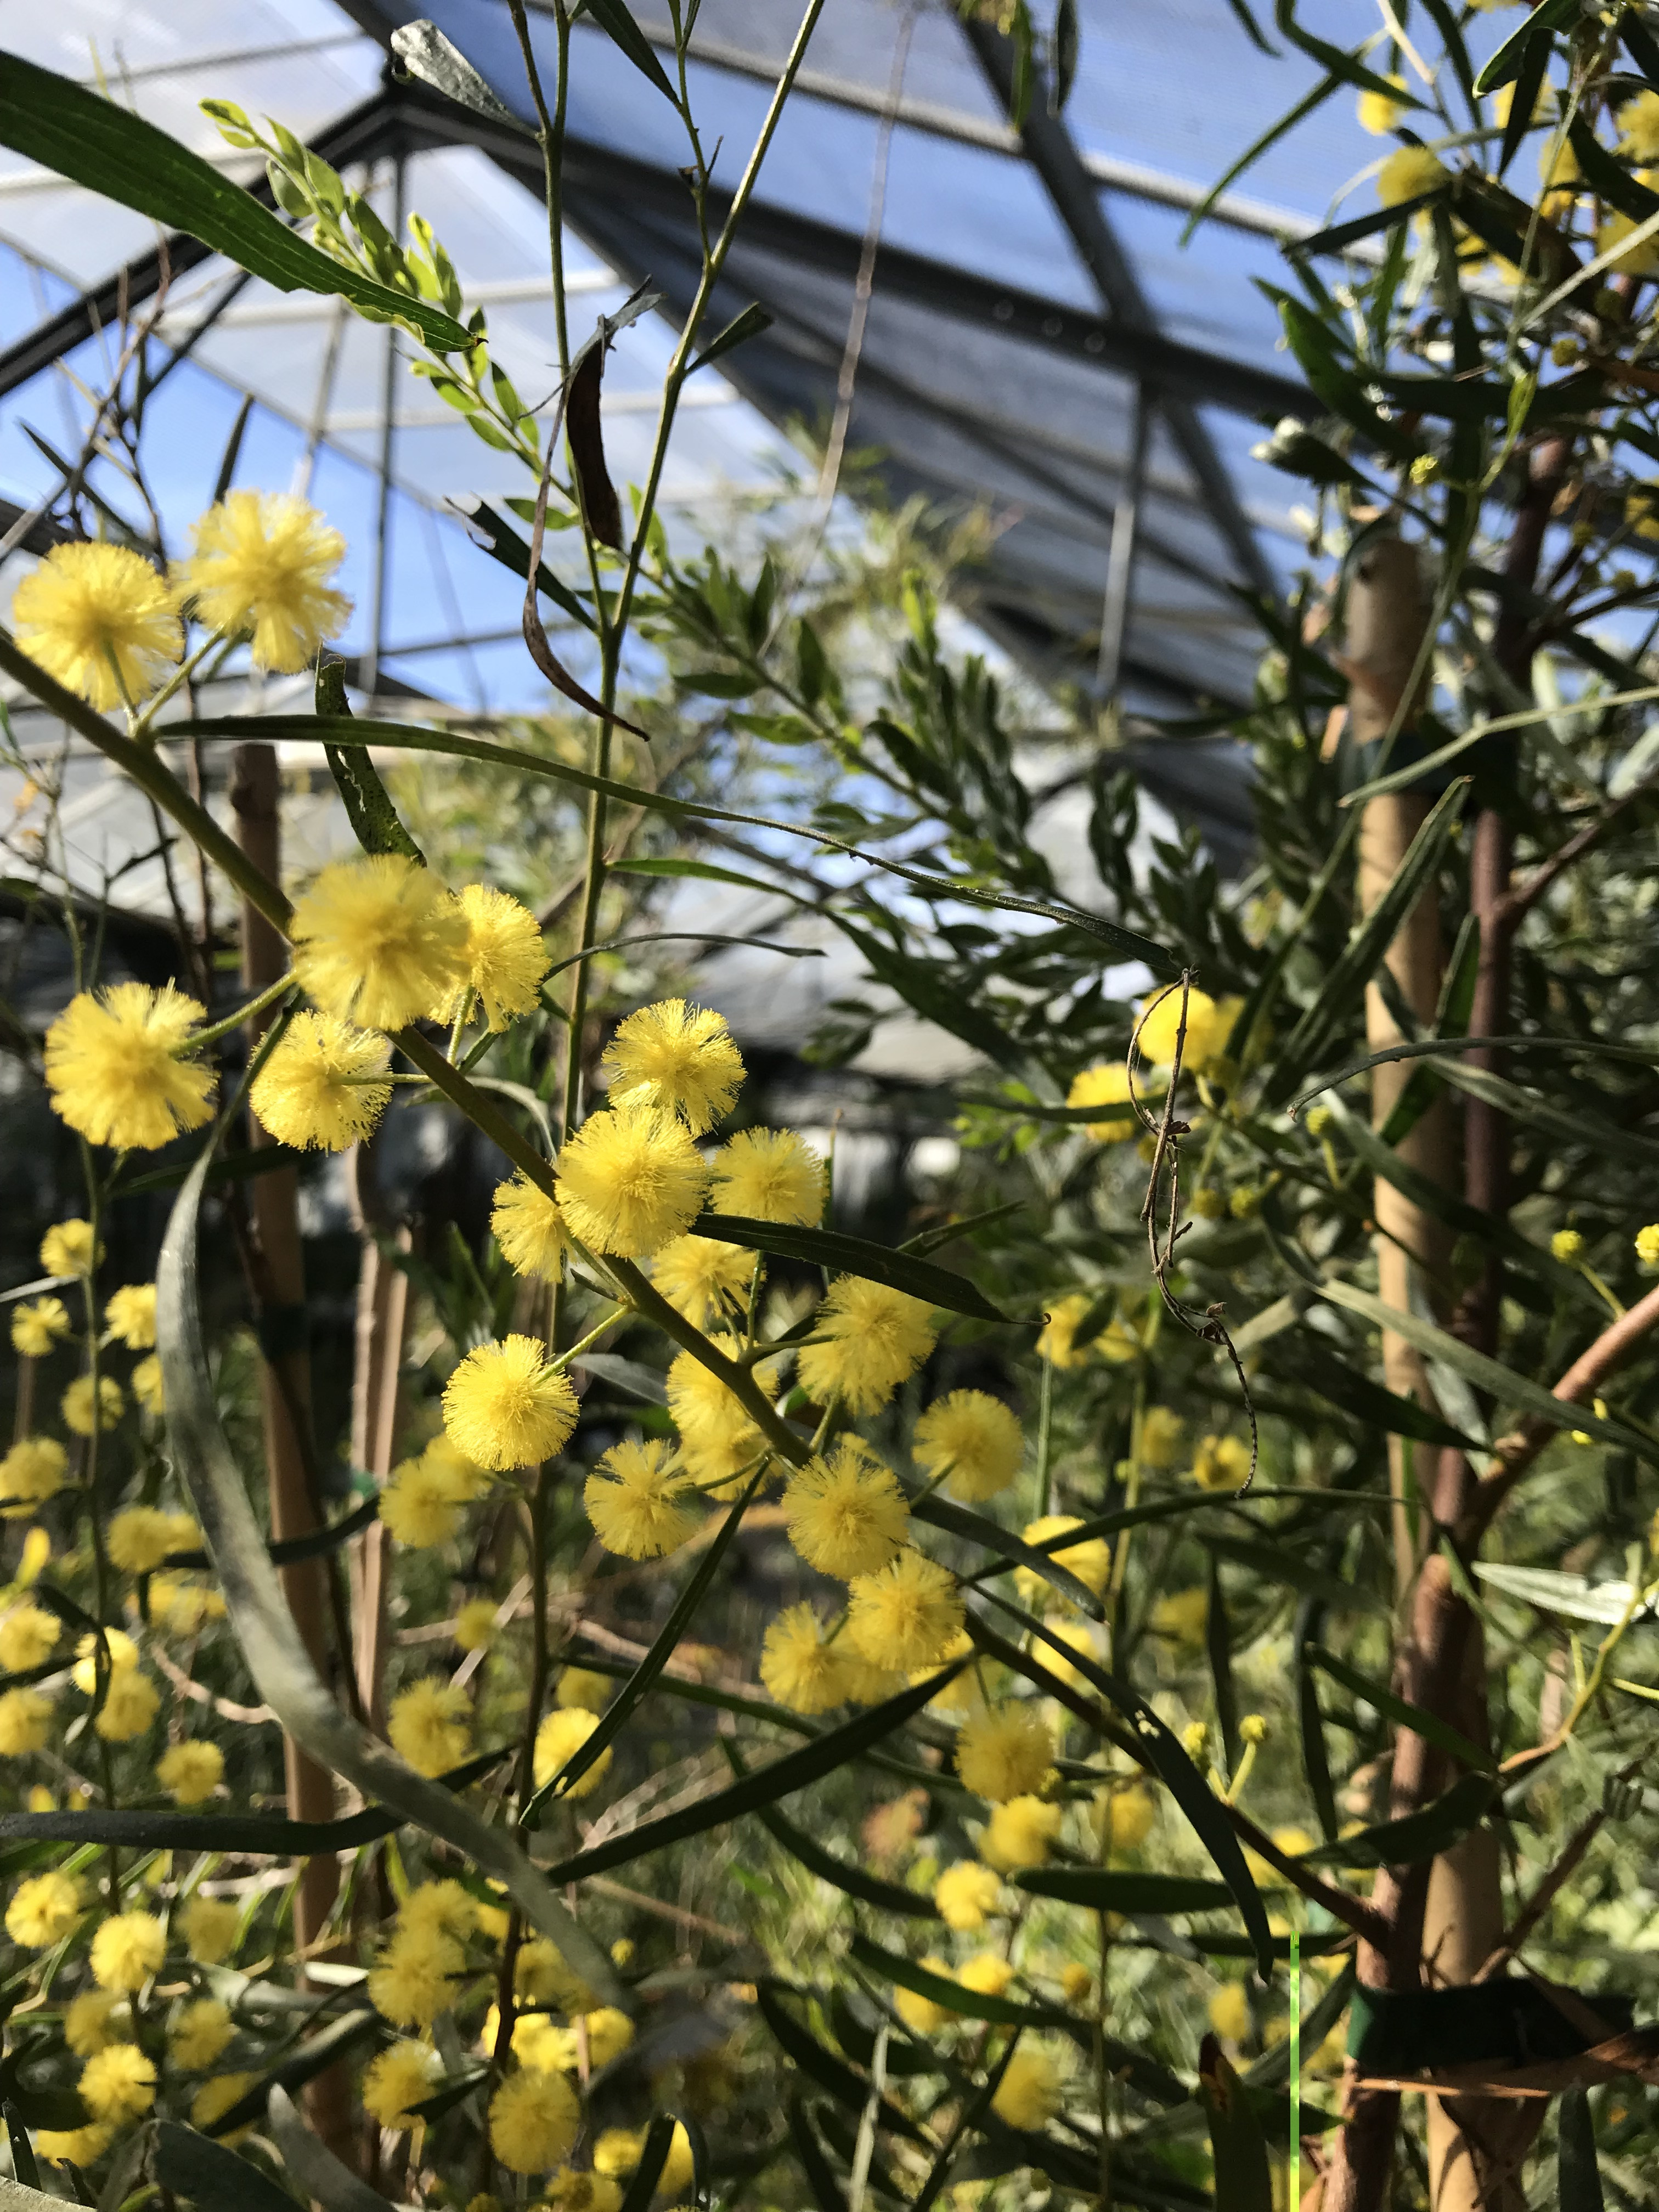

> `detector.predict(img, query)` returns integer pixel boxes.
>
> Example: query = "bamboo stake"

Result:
[229,741,356,2165]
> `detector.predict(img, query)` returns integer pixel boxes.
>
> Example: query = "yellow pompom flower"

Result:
[454,1596,500,1652]
[782,1438,910,1578]
[12,1297,70,1358]
[63,1373,124,1436]
[13,540,181,709]
[291,854,470,1031]
[72,1628,139,1691]
[760,1604,855,1714]
[179,1894,240,1966]
[1357,71,1407,136]
[1065,1061,1136,1140]
[991,2045,1065,2130]
[592,2126,647,2179]
[532,2006,633,2072]
[660,2121,696,2197]
[183,489,349,671]
[41,1220,101,1279]
[0,1438,68,1518]
[1599,207,1659,278]
[103,1283,157,1350]
[381,1454,467,1549]
[490,1175,571,1283]
[986,1787,1066,1876]
[95,1667,160,1742]
[108,1506,188,1574]
[168,1996,234,2070]
[400,1879,478,1942]
[1621,89,1659,162]
[443,1335,579,1471]
[651,1235,751,1330]
[796,1277,936,1416]
[516,1937,594,2012]
[489,2067,580,2174]
[1038,1620,1099,1692]
[1209,1982,1251,2041]
[956,1704,1056,1802]
[65,1991,128,2056]
[894,1960,956,2034]
[547,2171,624,2212]
[935,1861,1001,1932]
[92,1911,165,1993]
[913,1390,1023,1503]
[845,1550,964,1672]
[1638,1223,1659,1266]
[709,1127,825,1224]
[1551,1228,1584,1262]
[602,998,744,1135]
[958,1954,1015,2000]
[156,1740,224,1806]
[369,1926,464,2027]
[363,2041,441,2128]
[665,1350,776,1487]
[388,1678,472,1776]
[533,1706,612,1799]
[250,1012,392,1150]
[1150,1585,1209,1645]
[131,1356,161,1422]
[554,1107,712,1258]
[1014,1516,1111,1610]
[149,1573,223,1633]
[1092,1784,1155,1855]
[45,983,215,1150]
[5,1870,81,1946]
[438,884,549,1030]
[1191,1434,1251,1492]
[1139,1406,1184,1468]
[584,1438,701,1560]
[0,1604,59,1672]
[557,1667,610,1713]
[1377,144,1450,207]
[35,2123,115,2166]
[79,2042,157,2124]
[1035,1291,1093,1369]
[189,2072,259,2134]
[0,1688,53,1757]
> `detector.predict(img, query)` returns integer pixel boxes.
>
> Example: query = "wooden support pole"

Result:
[229,742,355,2163]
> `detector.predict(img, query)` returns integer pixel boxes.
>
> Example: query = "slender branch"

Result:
[1495,770,1659,935]
[1465,1278,1659,1542]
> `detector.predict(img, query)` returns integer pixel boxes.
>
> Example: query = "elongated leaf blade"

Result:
[1205,1532,1390,1615]
[757,1985,927,2141]
[697,1214,1013,1325]
[687,302,774,376]
[154,2121,302,2212]
[1265,1325,1474,1449]
[1472,1562,1644,1626]
[156,1135,620,2004]
[1013,1869,1236,1914]
[317,663,424,862]
[1309,1644,1496,1773]
[1317,1279,1655,1462]
[522,1468,765,1820]
[390,20,529,129]
[757,1801,940,1918]
[0,52,468,349]
[1300,1771,1496,1869]
[266,2085,391,2212]
[911,1494,1103,1619]
[1559,2086,1605,2212]
[540,1659,967,1885]
[977,1592,1274,1977]
[1199,2038,1273,2212]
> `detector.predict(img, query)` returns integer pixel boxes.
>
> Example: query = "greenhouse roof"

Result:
[0,0,1419,866]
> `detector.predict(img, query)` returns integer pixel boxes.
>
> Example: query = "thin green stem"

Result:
[190,970,294,1052]
[548,1307,626,1374]
[130,628,228,740]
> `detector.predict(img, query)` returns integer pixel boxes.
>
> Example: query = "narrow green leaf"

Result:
[848,1936,1059,2031]
[1294,1601,1339,1845]
[389,21,531,130]
[756,1801,941,1918]
[1559,2086,1606,2212]
[579,0,684,106]
[1267,779,1468,1101]
[1437,1058,1659,1171]
[1316,1279,1655,1463]
[452,500,597,631]
[1299,1772,1496,1869]
[977,1592,1274,1978]
[695,1214,1013,1325]
[1013,1869,1235,1914]
[179,718,1182,973]
[0,51,468,349]
[539,1659,967,1886]
[154,2121,302,2212]
[1264,1325,1474,1448]
[1472,0,1575,93]
[194,2009,380,2138]
[266,2084,391,2212]
[610,855,814,906]
[617,2115,679,2212]
[1204,1533,1391,1616]
[317,663,425,863]
[757,1986,927,2140]
[1198,2040,1273,2212]
[1471,1562,1644,1626]
[1207,1551,1240,1779]
[1292,1032,1657,1118]
[790,2092,849,2212]
[4,2105,41,2194]
[521,1468,766,1822]
[911,1494,1103,1619]
[687,302,774,376]
[156,1132,620,2004]
[1308,1645,1496,1773]
[835,920,1026,1074]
